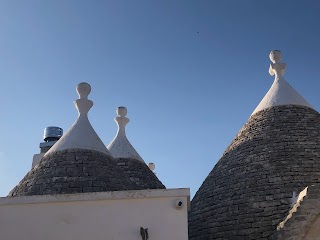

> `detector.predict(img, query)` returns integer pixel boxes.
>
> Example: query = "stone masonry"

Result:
[189,105,320,240]
[9,149,135,196]
[116,157,165,190]
[271,184,320,240]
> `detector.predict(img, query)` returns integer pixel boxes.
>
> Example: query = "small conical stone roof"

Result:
[189,51,320,239]
[9,149,134,196]
[9,83,134,196]
[107,107,165,190]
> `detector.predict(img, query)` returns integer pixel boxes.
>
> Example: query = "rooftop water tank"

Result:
[44,127,63,142]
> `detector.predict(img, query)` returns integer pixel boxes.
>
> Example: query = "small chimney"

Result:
[32,126,63,168]
[40,127,63,153]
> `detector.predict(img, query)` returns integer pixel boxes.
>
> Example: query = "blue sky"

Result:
[0,1,320,197]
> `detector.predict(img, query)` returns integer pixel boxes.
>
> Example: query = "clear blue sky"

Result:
[1,1,320,197]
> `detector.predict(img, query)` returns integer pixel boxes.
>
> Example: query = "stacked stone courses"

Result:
[189,105,320,240]
[9,149,136,196]
[116,157,165,190]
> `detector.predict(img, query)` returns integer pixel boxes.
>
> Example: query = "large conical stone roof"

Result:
[189,51,320,239]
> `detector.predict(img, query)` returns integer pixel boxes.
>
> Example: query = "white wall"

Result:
[32,153,44,168]
[0,188,189,240]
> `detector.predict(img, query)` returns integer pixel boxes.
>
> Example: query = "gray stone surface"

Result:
[116,158,165,190]
[271,184,320,240]
[9,149,135,196]
[189,105,320,240]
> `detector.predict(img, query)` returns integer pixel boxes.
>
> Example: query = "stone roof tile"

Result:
[116,157,165,190]
[9,149,135,196]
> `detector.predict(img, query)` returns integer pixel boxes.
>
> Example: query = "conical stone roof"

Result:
[107,107,165,190]
[116,157,165,190]
[9,149,134,196]
[9,83,134,196]
[189,51,320,239]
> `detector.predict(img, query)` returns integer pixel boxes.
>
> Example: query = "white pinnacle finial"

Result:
[107,106,145,162]
[268,50,286,78]
[269,50,282,63]
[115,106,129,136]
[76,82,91,99]
[74,82,93,116]
[44,82,111,156]
[117,106,128,117]
[251,50,313,115]
[148,162,155,172]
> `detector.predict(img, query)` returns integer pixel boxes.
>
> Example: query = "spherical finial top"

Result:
[117,106,127,117]
[148,162,155,171]
[76,82,91,99]
[269,50,282,64]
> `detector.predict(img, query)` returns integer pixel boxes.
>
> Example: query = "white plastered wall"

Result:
[0,188,189,240]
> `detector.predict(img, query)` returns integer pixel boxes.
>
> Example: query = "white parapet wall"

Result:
[0,188,190,240]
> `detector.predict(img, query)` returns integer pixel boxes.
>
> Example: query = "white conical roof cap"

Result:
[252,50,313,116]
[107,106,145,163]
[45,82,111,156]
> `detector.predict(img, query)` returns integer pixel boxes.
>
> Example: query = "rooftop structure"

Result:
[107,106,144,162]
[2,50,319,240]
[2,81,189,240]
[32,126,63,168]
[272,184,320,239]
[45,82,111,156]
[9,83,135,196]
[107,106,165,190]
[189,50,320,239]
[252,50,313,115]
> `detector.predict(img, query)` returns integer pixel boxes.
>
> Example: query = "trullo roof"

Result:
[9,83,134,196]
[188,50,320,240]
[107,106,165,190]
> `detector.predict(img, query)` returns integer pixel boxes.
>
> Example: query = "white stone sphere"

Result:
[117,106,127,117]
[76,82,91,98]
[148,162,155,171]
[269,50,282,64]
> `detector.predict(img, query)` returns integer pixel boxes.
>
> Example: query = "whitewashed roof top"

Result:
[107,106,145,163]
[251,50,313,116]
[45,82,111,156]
